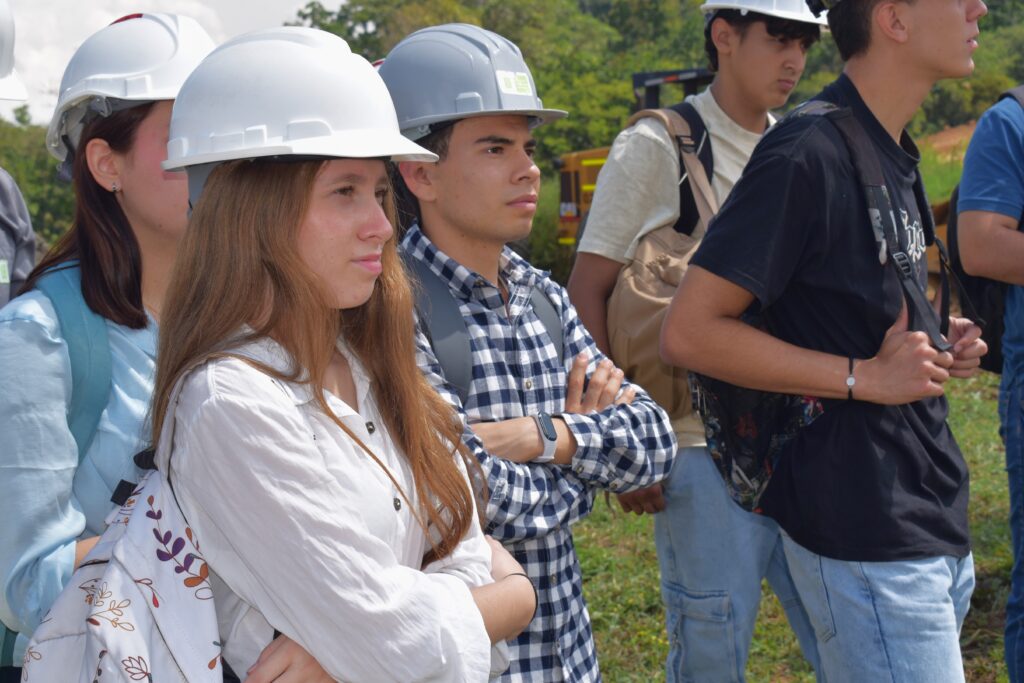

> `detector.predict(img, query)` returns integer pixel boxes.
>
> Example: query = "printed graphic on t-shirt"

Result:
[901,208,926,262]
[0,259,9,284]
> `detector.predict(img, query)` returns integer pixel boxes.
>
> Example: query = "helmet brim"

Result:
[401,107,569,141]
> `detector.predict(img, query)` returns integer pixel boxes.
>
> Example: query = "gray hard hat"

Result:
[377,23,567,141]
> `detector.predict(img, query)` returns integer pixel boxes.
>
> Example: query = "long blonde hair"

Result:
[152,158,478,564]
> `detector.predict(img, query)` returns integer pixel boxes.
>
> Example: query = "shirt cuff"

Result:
[558,412,627,492]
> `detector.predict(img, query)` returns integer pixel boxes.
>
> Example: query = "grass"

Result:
[575,372,1012,682]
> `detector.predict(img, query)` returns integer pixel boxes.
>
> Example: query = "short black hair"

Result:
[827,0,916,61]
[704,10,822,72]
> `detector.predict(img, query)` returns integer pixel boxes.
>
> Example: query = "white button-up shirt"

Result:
[156,336,503,681]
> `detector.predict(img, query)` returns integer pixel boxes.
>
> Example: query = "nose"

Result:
[972,0,988,20]
[783,41,807,76]
[362,202,394,244]
[516,149,541,184]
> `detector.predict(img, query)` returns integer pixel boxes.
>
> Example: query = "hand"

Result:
[615,483,665,515]
[245,634,332,683]
[564,353,635,414]
[946,316,988,378]
[485,536,525,581]
[856,304,954,405]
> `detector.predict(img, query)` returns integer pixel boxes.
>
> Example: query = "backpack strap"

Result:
[403,254,474,405]
[1001,84,1024,108]
[34,262,113,461]
[403,252,565,405]
[0,262,112,666]
[626,105,719,238]
[798,103,953,352]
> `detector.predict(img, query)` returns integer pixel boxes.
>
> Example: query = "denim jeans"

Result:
[654,447,821,682]
[1002,370,1024,682]
[781,533,974,683]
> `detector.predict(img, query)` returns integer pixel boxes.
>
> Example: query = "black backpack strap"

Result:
[530,285,564,364]
[1001,84,1024,108]
[667,100,714,236]
[402,254,473,405]
[824,108,953,352]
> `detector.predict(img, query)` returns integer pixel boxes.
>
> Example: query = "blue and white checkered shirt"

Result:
[401,225,677,682]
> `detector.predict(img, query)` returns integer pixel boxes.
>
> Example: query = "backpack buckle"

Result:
[892,251,914,278]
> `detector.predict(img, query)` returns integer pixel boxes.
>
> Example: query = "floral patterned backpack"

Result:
[23,382,225,682]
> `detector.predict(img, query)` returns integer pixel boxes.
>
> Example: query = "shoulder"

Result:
[972,97,1024,144]
[611,116,677,162]
[0,289,61,336]
[175,348,298,426]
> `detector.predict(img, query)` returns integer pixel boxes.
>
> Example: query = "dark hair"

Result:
[827,0,912,61]
[389,122,455,234]
[25,102,156,328]
[704,10,822,71]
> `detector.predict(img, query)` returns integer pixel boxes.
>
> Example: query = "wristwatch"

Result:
[532,412,558,463]
[846,357,856,400]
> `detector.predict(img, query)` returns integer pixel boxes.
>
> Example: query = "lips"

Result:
[779,79,796,92]
[354,253,383,274]
[508,194,538,209]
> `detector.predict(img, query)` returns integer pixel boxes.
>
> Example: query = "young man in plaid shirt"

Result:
[379,24,677,682]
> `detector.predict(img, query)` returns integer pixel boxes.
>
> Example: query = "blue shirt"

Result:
[401,225,676,682]
[0,289,156,655]
[959,96,1024,376]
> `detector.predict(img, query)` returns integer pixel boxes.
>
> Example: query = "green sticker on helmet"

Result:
[496,70,534,97]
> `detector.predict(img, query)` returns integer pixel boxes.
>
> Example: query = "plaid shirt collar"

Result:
[400,222,537,307]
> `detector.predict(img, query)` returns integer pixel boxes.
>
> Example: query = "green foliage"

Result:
[0,119,73,248]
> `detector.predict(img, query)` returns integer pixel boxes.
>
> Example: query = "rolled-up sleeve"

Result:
[0,298,81,635]
[169,364,493,682]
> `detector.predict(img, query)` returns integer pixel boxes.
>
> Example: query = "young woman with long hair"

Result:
[150,27,535,682]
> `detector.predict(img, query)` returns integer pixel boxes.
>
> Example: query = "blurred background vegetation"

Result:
[3,0,1021,267]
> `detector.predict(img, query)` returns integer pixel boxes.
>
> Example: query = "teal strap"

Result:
[34,263,112,462]
[1,625,15,667]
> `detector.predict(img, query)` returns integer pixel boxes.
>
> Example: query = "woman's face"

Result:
[113,100,190,242]
[297,159,394,310]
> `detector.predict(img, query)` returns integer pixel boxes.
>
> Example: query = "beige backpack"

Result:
[606,107,718,434]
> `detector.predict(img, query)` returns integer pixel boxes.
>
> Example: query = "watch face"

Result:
[538,413,557,441]
[846,377,856,388]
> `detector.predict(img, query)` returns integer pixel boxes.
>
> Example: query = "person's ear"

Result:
[84,137,124,193]
[398,161,439,203]
[874,1,911,45]
[710,17,739,61]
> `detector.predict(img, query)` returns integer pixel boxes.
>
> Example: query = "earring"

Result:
[111,182,120,193]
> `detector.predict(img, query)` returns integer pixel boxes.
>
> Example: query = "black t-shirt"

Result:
[690,74,970,562]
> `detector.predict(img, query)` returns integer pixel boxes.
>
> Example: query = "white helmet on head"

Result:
[162,27,436,204]
[700,0,828,25]
[377,23,566,142]
[0,0,26,102]
[46,13,215,165]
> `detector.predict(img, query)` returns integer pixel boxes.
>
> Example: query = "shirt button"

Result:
[366,421,376,435]
[393,497,402,511]
[475,278,485,287]
[575,464,584,474]
[549,573,557,585]
[524,379,533,390]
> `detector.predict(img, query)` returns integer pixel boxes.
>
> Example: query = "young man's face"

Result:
[422,115,541,248]
[719,20,811,111]
[900,0,986,80]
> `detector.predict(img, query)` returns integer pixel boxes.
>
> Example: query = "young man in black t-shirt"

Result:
[662,0,988,679]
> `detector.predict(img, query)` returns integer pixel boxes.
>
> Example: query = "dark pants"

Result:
[0,667,20,683]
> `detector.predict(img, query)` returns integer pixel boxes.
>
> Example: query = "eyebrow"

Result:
[474,135,538,147]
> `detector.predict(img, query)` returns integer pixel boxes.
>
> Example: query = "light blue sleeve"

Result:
[0,291,82,635]
[959,97,1024,221]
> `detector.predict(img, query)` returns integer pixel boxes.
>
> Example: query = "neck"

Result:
[134,229,180,323]
[709,76,769,134]
[418,216,504,285]
[843,54,933,144]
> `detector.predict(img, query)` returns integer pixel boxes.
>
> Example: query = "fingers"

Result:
[564,353,588,413]
[246,635,289,683]
[614,484,665,516]
[951,321,983,354]
[581,359,613,412]
[594,367,625,411]
[615,386,636,406]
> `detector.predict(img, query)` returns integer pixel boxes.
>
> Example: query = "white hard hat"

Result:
[0,0,26,102]
[46,13,215,164]
[377,24,566,141]
[163,26,435,176]
[700,0,828,25]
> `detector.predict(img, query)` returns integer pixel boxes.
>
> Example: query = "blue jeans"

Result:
[781,533,974,683]
[1002,370,1024,682]
[654,447,821,682]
